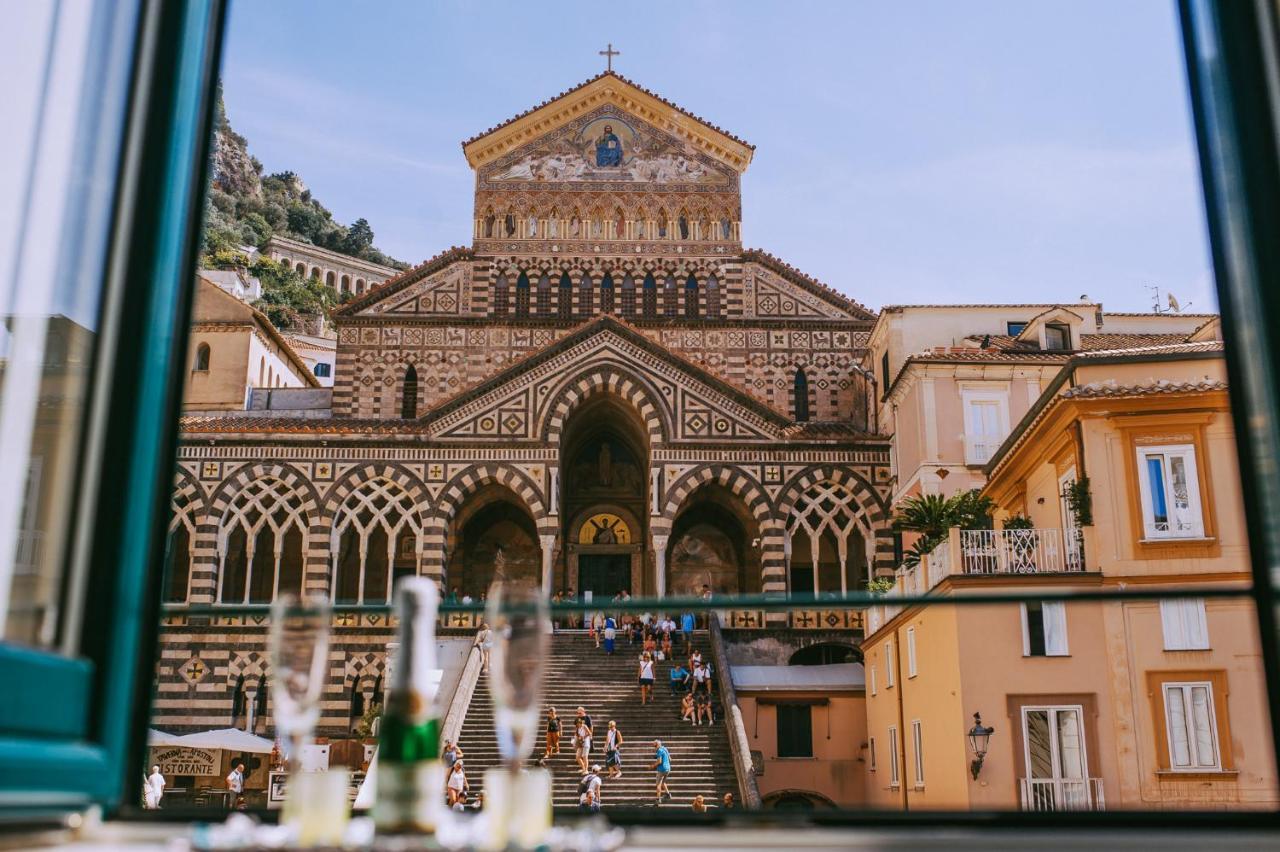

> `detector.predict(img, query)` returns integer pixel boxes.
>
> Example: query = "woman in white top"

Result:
[637,652,655,705]
[446,760,469,807]
[574,718,593,774]
[474,622,493,674]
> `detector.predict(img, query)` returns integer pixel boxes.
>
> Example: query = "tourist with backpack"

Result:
[578,764,603,813]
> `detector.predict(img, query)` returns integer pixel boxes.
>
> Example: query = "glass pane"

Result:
[1055,709,1085,780]
[1165,688,1191,768]
[1189,686,1216,768]
[1025,710,1053,779]
[0,0,138,648]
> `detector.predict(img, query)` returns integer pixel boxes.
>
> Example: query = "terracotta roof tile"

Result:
[461,71,755,151]
[1061,378,1228,400]
[1079,333,1191,351]
[1075,340,1224,358]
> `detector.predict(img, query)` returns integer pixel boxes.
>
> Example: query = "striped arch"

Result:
[167,467,208,604]
[656,464,771,538]
[776,465,890,521]
[320,462,430,518]
[776,465,896,587]
[422,463,552,582]
[208,461,322,517]
[540,365,668,446]
[206,462,326,598]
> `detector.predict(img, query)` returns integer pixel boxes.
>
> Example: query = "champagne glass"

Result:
[485,580,549,770]
[269,594,332,777]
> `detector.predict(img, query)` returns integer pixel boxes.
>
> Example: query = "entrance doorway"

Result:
[578,553,631,600]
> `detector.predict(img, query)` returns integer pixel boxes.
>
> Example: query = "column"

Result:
[539,534,557,597]
[837,536,849,598]
[652,534,669,599]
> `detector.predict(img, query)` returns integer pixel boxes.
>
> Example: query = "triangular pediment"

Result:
[333,247,474,318]
[462,73,754,176]
[421,316,789,443]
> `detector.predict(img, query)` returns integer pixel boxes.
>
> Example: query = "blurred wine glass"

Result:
[269,593,331,775]
[485,581,549,770]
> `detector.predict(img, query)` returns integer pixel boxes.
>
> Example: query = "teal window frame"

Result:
[0,0,226,817]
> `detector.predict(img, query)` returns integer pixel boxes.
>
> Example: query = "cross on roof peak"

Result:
[599,42,620,72]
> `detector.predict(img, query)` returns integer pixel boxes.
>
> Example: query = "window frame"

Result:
[1135,442,1206,540]
[1022,601,1070,657]
[775,702,815,759]
[887,725,900,788]
[960,383,1011,465]
[1145,669,1235,775]
[1162,681,1222,772]
[911,719,925,789]
[906,625,918,678]
[0,0,228,816]
[885,639,896,688]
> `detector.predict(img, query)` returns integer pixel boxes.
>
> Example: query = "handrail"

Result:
[439,641,484,752]
[708,617,763,809]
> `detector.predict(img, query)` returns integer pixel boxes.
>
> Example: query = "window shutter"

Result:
[1161,599,1210,650]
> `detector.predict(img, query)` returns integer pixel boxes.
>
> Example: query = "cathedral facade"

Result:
[154,73,892,735]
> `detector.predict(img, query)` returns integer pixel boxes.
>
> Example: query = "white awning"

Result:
[172,728,277,753]
[146,728,184,746]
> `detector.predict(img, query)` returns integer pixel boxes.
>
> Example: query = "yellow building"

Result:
[862,331,1278,811]
[182,275,318,413]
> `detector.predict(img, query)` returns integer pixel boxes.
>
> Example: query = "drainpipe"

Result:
[893,624,909,812]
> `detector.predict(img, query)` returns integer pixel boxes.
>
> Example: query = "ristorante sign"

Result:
[151,746,219,776]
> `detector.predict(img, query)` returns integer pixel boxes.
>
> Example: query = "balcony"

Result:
[863,527,1089,635]
[1020,777,1105,811]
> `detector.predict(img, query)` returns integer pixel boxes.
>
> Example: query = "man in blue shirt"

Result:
[669,662,690,695]
[680,611,695,654]
[650,739,672,803]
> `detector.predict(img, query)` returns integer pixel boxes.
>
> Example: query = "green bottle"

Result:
[374,577,443,835]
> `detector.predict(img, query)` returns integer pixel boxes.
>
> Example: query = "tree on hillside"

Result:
[345,218,374,255]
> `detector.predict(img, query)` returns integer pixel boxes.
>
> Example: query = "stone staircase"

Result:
[453,630,740,810]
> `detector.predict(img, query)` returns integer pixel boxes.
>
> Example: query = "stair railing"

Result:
[708,617,764,809]
[440,641,484,753]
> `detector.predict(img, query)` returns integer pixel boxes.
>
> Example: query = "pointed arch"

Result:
[216,476,310,604]
[331,477,424,604]
[515,270,531,316]
[621,273,636,316]
[536,271,552,315]
[684,273,699,318]
[793,367,811,422]
[492,271,510,316]
[540,364,670,446]
[401,364,419,419]
[642,272,658,317]
[599,271,615,314]
[705,273,720,318]
[663,272,679,317]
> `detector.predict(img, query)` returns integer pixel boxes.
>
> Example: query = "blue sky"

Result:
[220,0,1213,313]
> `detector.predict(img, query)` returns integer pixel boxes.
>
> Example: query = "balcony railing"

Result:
[1020,777,1105,811]
[960,528,1082,575]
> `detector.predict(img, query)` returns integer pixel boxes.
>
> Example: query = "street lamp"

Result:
[968,711,995,780]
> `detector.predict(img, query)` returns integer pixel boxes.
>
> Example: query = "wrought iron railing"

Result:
[1020,777,1105,811]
